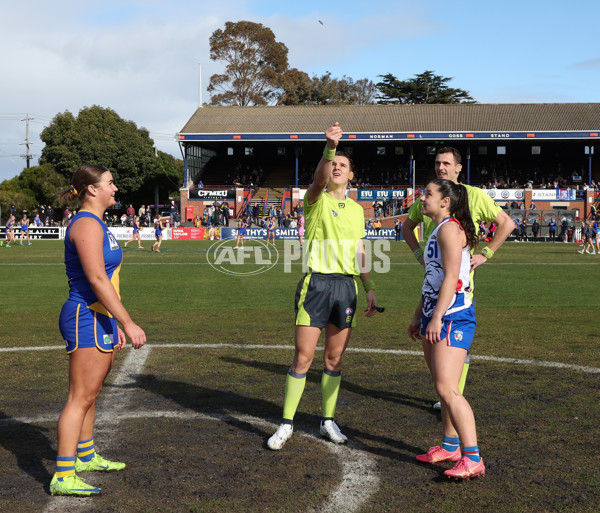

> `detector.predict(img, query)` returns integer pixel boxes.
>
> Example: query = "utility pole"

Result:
[20,114,34,168]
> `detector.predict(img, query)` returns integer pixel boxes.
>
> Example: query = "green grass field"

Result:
[0,239,599,512]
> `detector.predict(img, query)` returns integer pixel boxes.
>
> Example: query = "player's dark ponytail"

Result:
[432,179,478,250]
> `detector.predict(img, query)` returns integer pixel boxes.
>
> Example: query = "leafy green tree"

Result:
[208,21,289,106]
[0,186,37,219]
[18,163,70,207]
[0,163,68,218]
[376,71,475,104]
[133,151,184,206]
[39,105,157,197]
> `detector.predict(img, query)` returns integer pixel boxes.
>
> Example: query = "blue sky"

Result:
[0,0,599,183]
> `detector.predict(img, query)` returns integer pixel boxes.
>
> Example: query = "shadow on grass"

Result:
[137,367,425,465]
[220,356,434,412]
[0,411,54,492]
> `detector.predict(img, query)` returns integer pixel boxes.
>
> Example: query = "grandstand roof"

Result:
[179,103,600,136]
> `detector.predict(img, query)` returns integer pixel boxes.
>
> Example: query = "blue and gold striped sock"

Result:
[55,456,76,480]
[77,437,96,462]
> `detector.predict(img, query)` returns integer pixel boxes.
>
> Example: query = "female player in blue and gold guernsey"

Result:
[267,123,380,450]
[50,165,146,497]
[124,215,143,248]
[19,213,31,245]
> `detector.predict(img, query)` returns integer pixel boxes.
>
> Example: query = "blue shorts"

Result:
[421,306,476,351]
[59,300,118,354]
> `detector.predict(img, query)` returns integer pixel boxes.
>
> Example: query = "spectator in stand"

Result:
[530,201,537,210]
[63,207,71,226]
[394,218,402,241]
[45,216,51,227]
[277,208,284,228]
[373,217,382,236]
[222,201,230,227]
[120,213,128,226]
[169,200,178,225]
[126,204,135,220]
[34,213,42,227]
[548,217,557,242]
[519,219,528,242]
[194,215,201,228]
[531,219,540,242]
[561,218,569,243]
[198,181,204,189]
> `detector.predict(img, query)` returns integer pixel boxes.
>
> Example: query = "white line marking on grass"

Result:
[2,343,600,373]
[23,408,377,513]
[35,345,376,513]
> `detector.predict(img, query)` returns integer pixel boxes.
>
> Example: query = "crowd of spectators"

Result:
[3,204,58,227]
[476,167,599,191]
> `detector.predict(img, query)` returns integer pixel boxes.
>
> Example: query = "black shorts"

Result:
[295,272,358,329]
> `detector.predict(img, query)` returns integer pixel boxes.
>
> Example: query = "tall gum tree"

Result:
[208,21,289,106]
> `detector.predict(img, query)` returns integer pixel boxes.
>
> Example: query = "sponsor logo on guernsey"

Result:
[338,202,345,209]
[107,231,119,250]
[331,209,339,217]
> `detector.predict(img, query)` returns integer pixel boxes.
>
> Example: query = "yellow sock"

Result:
[321,369,341,419]
[282,369,306,421]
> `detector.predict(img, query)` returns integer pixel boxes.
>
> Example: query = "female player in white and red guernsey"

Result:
[267,123,379,450]
[408,178,485,480]
[50,165,146,496]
